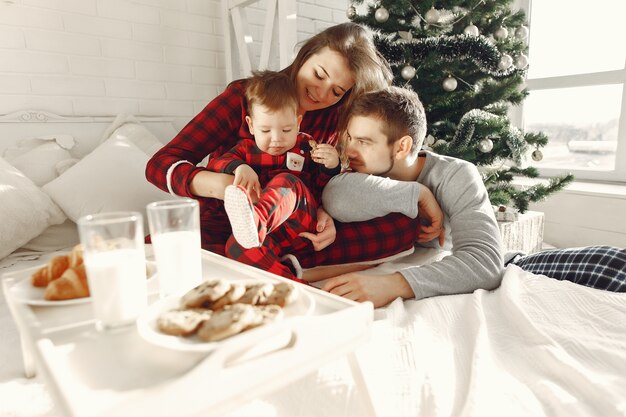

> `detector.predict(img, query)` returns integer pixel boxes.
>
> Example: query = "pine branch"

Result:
[348,0,575,211]
[375,33,524,77]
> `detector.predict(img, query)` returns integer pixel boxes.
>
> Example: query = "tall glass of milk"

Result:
[147,199,202,298]
[77,212,148,331]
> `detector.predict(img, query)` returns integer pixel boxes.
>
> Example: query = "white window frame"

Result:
[513,0,626,184]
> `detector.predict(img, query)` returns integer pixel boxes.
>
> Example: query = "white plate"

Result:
[136,280,315,352]
[9,262,158,307]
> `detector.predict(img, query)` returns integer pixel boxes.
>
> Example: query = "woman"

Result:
[146,22,420,266]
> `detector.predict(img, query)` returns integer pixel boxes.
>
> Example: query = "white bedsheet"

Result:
[226,262,626,417]
[2,256,625,417]
[360,264,626,417]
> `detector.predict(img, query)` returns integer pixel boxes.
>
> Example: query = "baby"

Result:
[206,70,340,279]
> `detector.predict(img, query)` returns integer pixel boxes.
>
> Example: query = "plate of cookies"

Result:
[136,279,314,352]
[10,245,157,307]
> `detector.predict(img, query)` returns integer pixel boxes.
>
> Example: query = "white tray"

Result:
[2,250,374,417]
[7,262,158,307]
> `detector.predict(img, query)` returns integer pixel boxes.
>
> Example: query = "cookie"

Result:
[264,282,297,307]
[180,280,231,309]
[157,308,212,336]
[196,303,263,342]
[211,282,246,310]
[308,139,318,153]
[238,282,274,305]
[259,304,284,324]
[243,304,284,331]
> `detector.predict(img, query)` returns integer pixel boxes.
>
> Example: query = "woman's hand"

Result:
[299,206,336,251]
[234,164,261,199]
[321,271,414,308]
[417,184,445,247]
[312,144,340,170]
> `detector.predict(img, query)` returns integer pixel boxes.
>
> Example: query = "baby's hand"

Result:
[233,164,261,199]
[311,143,340,169]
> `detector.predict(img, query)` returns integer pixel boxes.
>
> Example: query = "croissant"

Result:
[44,263,90,301]
[68,244,84,268]
[31,255,70,288]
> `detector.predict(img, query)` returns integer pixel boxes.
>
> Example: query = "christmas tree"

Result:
[347,0,574,213]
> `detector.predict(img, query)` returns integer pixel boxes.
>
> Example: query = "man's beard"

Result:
[369,153,395,177]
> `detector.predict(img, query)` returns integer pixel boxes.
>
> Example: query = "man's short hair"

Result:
[346,86,427,153]
[245,70,298,115]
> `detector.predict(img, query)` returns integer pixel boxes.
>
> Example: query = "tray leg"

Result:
[2,277,37,378]
[20,332,37,378]
[347,351,378,417]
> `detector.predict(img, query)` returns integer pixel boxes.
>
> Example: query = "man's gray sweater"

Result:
[322,151,504,300]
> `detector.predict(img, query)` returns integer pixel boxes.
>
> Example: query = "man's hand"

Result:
[417,184,445,247]
[233,164,261,199]
[321,271,415,308]
[299,207,336,251]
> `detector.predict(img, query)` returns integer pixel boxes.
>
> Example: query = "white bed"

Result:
[1,111,625,417]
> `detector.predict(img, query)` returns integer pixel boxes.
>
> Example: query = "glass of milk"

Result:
[147,199,202,298]
[77,212,148,331]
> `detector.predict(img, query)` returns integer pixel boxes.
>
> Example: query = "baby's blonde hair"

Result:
[245,70,298,116]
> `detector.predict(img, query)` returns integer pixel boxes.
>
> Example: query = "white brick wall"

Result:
[0,0,349,124]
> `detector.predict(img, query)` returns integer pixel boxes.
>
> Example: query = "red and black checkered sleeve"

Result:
[145,80,247,197]
[314,159,340,192]
[297,214,420,268]
[206,140,252,174]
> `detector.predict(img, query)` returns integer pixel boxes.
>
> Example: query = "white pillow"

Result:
[0,156,66,259]
[21,218,79,252]
[3,134,75,160]
[42,136,177,230]
[106,122,164,156]
[7,141,73,186]
[3,135,76,187]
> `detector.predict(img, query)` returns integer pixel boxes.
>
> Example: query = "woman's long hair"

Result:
[282,22,392,119]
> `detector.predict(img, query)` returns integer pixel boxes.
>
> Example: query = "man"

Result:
[304,86,504,307]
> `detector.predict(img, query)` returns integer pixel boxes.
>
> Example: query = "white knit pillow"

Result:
[42,136,176,230]
[0,156,66,259]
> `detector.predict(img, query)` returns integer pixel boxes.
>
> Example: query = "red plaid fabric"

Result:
[294,214,420,269]
[207,133,336,205]
[146,78,422,267]
[145,79,339,200]
[225,173,317,281]
[145,79,340,254]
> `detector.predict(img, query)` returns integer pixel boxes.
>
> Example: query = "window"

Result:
[516,0,626,182]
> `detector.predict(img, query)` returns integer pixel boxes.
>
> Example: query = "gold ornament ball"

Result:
[346,5,356,19]
[516,25,529,40]
[463,24,479,36]
[531,149,543,161]
[478,138,494,153]
[425,7,440,24]
[494,26,509,39]
[498,54,513,70]
[401,65,417,80]
[375,7,389,23]
[515,54,529,69]
[442,76,457,92]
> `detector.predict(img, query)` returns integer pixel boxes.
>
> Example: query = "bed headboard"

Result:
[0,110,179,158]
